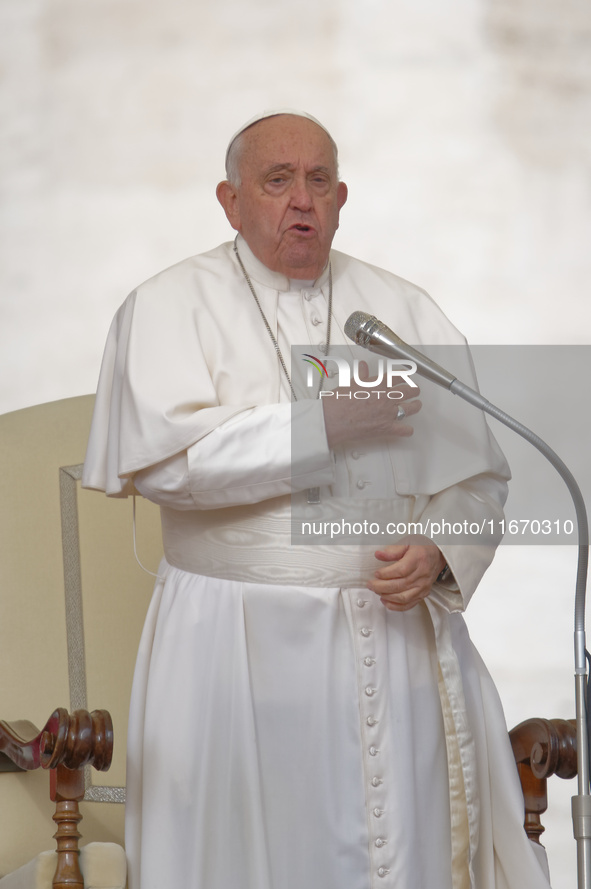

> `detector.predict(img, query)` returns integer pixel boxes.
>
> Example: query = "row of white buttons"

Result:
[355,595,391,882]
[299,288,327,348]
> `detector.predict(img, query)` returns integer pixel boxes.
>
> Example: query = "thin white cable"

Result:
[132,495,165,581]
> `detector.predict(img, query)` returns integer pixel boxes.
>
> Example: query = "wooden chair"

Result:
[0,396,162,884]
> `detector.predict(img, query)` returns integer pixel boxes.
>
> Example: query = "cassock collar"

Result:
[234,234,331,293]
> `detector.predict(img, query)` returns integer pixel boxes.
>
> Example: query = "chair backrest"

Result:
[0,396,162,876]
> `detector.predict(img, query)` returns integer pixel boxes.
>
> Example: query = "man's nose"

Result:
[289,177,313,211]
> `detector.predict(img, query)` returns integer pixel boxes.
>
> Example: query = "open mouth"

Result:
[291,224,314,233]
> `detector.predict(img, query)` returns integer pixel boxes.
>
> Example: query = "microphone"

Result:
[344,311,457,389]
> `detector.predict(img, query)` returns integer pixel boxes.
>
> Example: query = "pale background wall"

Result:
[1,0,590,885]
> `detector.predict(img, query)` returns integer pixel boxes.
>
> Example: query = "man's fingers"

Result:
[374,545,409,563]
[395,398,421,419]
[371,579,431,611]
[389,384,421,403]
[368,569,426,594]
[380,594,422,612]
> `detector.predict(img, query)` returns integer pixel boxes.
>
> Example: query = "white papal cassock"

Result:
[83,236,552,889]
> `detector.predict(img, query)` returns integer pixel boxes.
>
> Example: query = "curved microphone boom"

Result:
[345,308,591,889]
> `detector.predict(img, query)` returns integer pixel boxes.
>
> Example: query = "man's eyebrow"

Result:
[264,164,332,175]
[264,164,295,174]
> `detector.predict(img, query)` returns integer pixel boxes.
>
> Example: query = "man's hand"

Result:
[367,541,446,612]
[322,362,422,449]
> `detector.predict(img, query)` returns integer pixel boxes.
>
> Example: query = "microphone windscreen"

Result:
[344,311,373,342]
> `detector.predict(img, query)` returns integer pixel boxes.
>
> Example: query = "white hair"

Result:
[225,115,340,188]
[226,131,247,187]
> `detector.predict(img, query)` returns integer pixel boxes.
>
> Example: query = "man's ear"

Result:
[337,181,348,211]
[216,180,242,232]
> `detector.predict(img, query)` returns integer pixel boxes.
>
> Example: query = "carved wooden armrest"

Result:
[509,717,577,843]
[0,708,113,889]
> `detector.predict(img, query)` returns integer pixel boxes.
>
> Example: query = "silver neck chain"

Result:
[233,239,332,403]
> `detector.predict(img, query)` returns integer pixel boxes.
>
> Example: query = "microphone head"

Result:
[344,311,376,344]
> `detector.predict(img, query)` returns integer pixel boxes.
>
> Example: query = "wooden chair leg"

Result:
[515,761,547,844]
[50,762,85,889]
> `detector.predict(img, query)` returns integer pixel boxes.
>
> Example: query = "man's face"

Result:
[217,115,348,280]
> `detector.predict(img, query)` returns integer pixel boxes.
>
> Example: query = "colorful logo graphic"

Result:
[302,353,328,378]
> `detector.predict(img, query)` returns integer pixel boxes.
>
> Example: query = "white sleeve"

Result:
[424,472,509,613]
[133,401,335,510]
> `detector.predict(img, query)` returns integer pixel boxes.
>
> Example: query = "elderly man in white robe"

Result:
[83,111,552,889]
